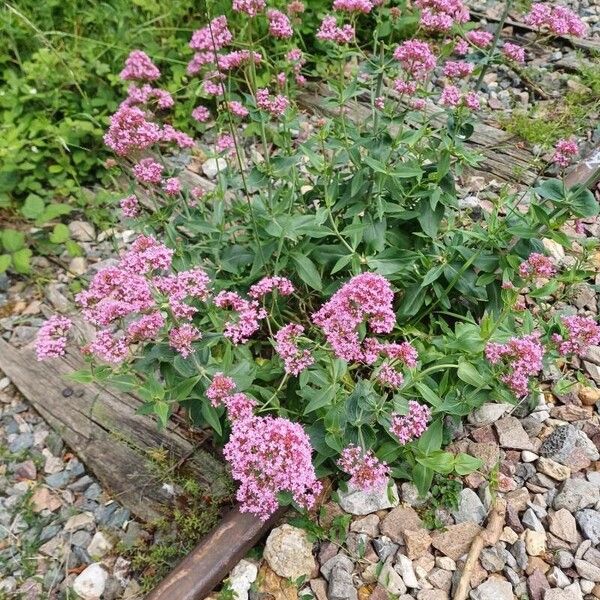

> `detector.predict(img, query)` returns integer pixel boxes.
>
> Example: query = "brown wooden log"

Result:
[146,506,284,600]
[0,337,227,522]
[565,144,600,189]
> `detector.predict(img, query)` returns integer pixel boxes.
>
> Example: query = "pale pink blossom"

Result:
[338,444,390,491]
[35,316,72,360]
[390,401,431,444]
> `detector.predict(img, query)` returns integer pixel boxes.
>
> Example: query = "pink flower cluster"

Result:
[524,3,587,37]
[390,401,431,444]
[519,253,556,279]
[169,324,201,357]
[485,333,544,397]
[553,316,600,356]
[214,292,267,345]
[394,40,437,80]
[192,106,211,123]
[316,16,355,44]
[227,101,249,118]
[123,84,174,110]
[286,48,306,86]
[553,138,578,167]
[338,444,390,491]
[467,30,494,48]
[415,0,470,31]
[103,105,161,156]
[333,0,375,13]
[162,177,181,196]
[267,9,293,38]
[120,50,160,81]
[154,268,211,319]
[224,414,322,519]
[35,316,73,360]
[249,276,294,299]
[440,85,480,110]
[256,89,290,118]
[189,16,233,52]
[132,158,163,184]
[120,194,140,218]
[443,60,474,79]
[274,324,314,375]
[502,42,526,63]
[312,273,396,362]
[232,0,265,17]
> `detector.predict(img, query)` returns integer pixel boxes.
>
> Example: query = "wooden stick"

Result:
[454,497,507,600]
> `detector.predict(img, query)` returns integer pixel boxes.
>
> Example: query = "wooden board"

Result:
[0,338,227,522]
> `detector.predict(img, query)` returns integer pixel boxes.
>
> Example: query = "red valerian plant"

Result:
[36,0,599,518]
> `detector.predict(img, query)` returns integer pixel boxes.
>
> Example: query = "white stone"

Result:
[64,512,95,533]
[468,403,511,426]
[396,554,419,588]
[87,532,112,558]
[472,578,514,600]
[263,524,315,580]
[521,451,538,463]
[542,238,566,261]
[72,563,108,600]
[69,257,88,276]
[378,562,406,595]
[229,559,258,600]
[202,157,227,179]
[337,482,399,515]
[68,220,95,242]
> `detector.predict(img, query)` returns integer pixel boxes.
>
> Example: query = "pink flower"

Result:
[316,15,355,44]
[374,96,385,110]
[120,194,139,218]
[217,51,262,71]
[216,133,235,154]
[440,85,461,107]
[132,158,164,184]
[169,324,201,358]
[553,138,578,167]
[207,372,237,406]
[312,273,396,362]
[248,276,294,300]
[377,363,404,388]
[189,16,233,52]
[454,39,469,55]
[465,91,481,110]
[519,253,556,279]
[256,88,290,118]
[338,444,390,491]
[467,30,494,48]
[333,0,374,13]
[415,0,470,31]
[485,333,544,397]
[224,415,322,519]
[202,72,226,96]
[192,106,211,123]
[35,316,72,360]
[154,268,211,319]
[502,42,525,63]
[121,235,173,274]
[232,0,265,16]
[443,60,474,78]
[123,84,174,110]
[394,80,417,96]
[127,312,165,342]
[554,316,600,356]
[393,40,437,80]
[215,291,267,345]
[390,401,431,444]
[267,9,293,38]
[274,324,314,375]
[120,50,160,81]
[87,331,129,364]
[161,125,194,149]
[187,52,215,75]
[206,374,256,421]
[227,101,249,118]
[524,3,587,37]
[104,105,162,156]
[162,177,181,196]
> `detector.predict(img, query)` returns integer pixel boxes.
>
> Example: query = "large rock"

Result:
[431,522,482,561]
[495,417,534,450]
[471,577,515,600]
[553,479,600,512]
[380,506,423,542]
[576,509,600,545]
[539,425,599,469]
[451,489,487,525]
[338,482,399,516]
[468,404,511,426]
[72,564,108,600]
[548,509,578,543]
[263,525,315,580]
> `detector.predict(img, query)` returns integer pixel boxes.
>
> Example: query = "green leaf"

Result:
[2,229,25,252]
[201,401,222,435]
[570,186,599,217]
[412,463,434,496]
[414,382,442,408]
[292,253,322,291]
[417,417,443,453]
[417,451,455,474]
[0,255,11,273]
[457,358,489,388]
[12,248,32,274]
[37,203,73,224]
[49,223,70,244]
[453,453,483,475]
[154,400,170,428]
[535,178,565,202]
[21,194,45,220]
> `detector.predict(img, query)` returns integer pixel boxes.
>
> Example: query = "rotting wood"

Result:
[0,337,227,522]
[146,507,285,600]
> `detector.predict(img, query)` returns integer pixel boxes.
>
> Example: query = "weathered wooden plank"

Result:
[565,144,600,189]
[146,507,284,600]
[0,338,227,522]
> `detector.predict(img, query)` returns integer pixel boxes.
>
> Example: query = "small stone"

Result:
[258,565,297,600]
[544,589,581,600]
[69,221,95,242]
[395,554,419,588]
[87,532,112,558]
[350,514,379,537]
[9,432,33,453]
[72,563,108,600]
[547,567,570,588]
[542,238,565,261]
[553,479,600,512]
[64,512,95,533]
[372,536,399,563]
[435,557,456,571]
[45,470,71,488]
[522,451,539,462]
[377,562,406,596]
[500,527,519,544]
[556,550,574,569]
[451,488,487,525]
[321,554,353,582]
[31,487,62,512]
[401,482,429,508]
[468,442,500,474]
[576,509,600,545]
[380,506,423,543]
[528,569,550,600]
[578,386,600,406]
[431,522,482,561]
[229,559,258,600]
[537,458,571,481]
[69,257,88,276]
[495,417,534,450]
[417,591,448,600]
[14,460,36,481]
[522,508,545,532]
[575,559,600,582]
[427,567,452,592]
[338,482,399,515]
[264,524,315,580]
[540,425,599,468]
[468,404,511,426]
[525,530,547,556]
[471,577,515,600]
[549,509,578,543]
[405,528,432,559]
[202,157,227,179]
[310,579,328,600]
[480,547,506,572]
[44,453,64,475]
